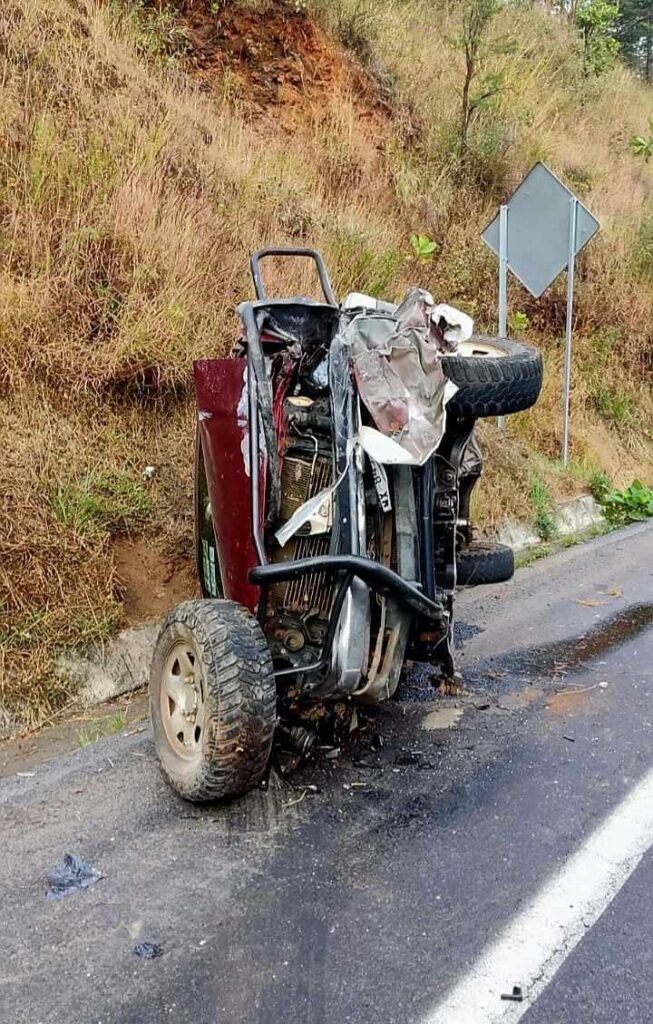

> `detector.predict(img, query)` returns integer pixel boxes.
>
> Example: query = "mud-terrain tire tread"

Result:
[150,599,276,802]
[456,541,514,586]
[441,335,543,418]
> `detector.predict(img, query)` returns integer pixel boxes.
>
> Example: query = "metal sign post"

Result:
[561,197,578,466]
[481,163,599,462]
[497,204,508,431]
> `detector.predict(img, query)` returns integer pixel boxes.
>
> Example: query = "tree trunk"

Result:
[460,58,475,160]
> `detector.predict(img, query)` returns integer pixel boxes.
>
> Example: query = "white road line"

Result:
[423,767,653,1024]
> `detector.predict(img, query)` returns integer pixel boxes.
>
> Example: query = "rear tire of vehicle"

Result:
[456,541,514,586]
[441,336,543,418]
[150,599,276,802]
[195,429,223,599]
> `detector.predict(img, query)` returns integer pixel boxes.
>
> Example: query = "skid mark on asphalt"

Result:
[422,764,653,1024]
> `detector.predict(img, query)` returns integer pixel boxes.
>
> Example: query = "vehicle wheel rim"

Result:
[457,340,508,358]
[161,642,205,760]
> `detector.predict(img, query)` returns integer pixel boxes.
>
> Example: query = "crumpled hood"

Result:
[342,288,471,464]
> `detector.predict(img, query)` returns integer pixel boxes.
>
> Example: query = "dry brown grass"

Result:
[0,0,651,730]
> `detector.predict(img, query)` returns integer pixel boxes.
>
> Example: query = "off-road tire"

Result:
[441,336,543,418]
[456,541,514,586]
[150,599,276,802]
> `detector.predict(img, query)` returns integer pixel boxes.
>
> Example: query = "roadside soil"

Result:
[0,691,149,780]
[113,536,197,622]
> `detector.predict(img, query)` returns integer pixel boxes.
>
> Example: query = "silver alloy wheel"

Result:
[161,642,205,760]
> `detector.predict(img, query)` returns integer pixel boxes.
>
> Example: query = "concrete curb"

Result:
[495,494,604,552]
[0,624,160,742]
[55,624,160,707]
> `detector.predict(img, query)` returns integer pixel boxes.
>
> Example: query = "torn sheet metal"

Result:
[432,302,473,347]
[341,292,474,348]
[275,487,333,548]
[343,289,463,465]
[275,439,355,548]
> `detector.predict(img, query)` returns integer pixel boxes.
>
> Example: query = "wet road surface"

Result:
[1,522,652,1024]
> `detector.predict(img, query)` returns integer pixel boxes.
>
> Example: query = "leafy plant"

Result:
[630,118,653,162]
[410,233,439,261]
[508,310,529,333]
[598,479,653,525]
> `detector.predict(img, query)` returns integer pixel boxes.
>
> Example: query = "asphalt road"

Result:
[1,522,652,1024]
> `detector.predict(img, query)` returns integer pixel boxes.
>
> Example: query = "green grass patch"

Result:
[590,383,637,428]
[49,470,153,538]
[77,710,126,748]
[515,521,612,568]
[529,473,557,541]
[587,467,612,499]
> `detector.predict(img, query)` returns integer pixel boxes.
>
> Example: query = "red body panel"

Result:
[193,358,261,613]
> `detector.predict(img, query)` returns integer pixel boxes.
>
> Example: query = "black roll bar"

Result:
[250,247,338,306]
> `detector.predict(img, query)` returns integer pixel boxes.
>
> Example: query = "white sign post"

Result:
[482,162,599,465]
[497,204,509,432]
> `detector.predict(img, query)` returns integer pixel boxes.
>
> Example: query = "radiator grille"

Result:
[272,454,334,619]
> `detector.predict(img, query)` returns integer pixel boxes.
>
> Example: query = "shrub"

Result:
[598,480,653,524]
[588,468,612,499]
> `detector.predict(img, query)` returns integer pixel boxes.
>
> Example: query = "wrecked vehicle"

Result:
[149,247,543,801]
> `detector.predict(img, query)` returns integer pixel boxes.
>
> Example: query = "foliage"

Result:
[508,311,529,333]
[597,391,635,427]
[575,0,620,76]
[588,468,612,499]
[630,117,653,162]
[616,0,652,82]
[107,0,190,63]
[529,475,557,540]
[598,479,653,524]
[456,0,503,162]
[634,208,653,276]
[410,233,439,261]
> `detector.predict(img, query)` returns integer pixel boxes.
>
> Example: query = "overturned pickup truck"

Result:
[149,247,543,801]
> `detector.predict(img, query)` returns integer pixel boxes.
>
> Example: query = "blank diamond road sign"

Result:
[481,162,600,298]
